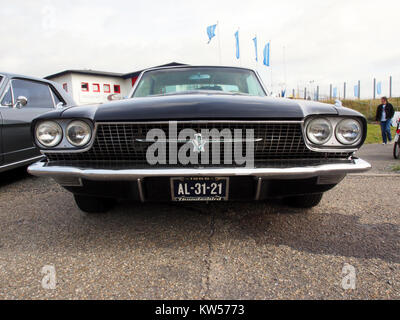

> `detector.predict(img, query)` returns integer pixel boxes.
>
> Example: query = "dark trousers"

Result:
[380,120,392,144]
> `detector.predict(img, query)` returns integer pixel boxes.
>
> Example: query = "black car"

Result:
[0,72,74,173]
[28,66,371,213]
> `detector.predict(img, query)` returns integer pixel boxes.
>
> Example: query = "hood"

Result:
[59,93,342,122]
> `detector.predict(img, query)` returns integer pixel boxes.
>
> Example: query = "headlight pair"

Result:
[306,117,362,146]
[36,120,92,148]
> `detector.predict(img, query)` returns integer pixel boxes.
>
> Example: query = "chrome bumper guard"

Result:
[28,158,371,181]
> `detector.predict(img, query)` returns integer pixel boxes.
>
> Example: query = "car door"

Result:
[0,106,3,167]
[0,78,57,164]
[0,75,4,166]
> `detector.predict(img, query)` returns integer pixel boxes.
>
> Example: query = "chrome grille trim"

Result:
[41,120,304,154]
[45,121,352,164]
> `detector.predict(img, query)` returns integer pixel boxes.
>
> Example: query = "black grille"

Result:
[45,121,352,166]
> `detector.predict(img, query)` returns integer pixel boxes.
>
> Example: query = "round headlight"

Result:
[36,121,63,147]
[335,119,362,145]
[306,118,332,145]
[66,121,92,147]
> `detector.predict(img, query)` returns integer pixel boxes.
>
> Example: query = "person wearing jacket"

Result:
[376,96,395,144]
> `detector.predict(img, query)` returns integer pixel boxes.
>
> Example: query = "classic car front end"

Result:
[28,66,371,213]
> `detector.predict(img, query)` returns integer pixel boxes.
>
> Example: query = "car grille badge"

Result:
[191,133,206,153]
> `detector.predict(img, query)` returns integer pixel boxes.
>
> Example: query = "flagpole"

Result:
[254,34,258,71]
[269,40,273,95]
[238,27,241,67]
[283,45,287,89]
[217,21,222,65]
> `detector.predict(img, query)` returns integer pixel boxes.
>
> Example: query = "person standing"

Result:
[376,97,395,144]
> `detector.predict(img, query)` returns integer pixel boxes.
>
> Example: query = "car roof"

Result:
[0,71,59,85]
[0,71,76,106]
[141,65,256,73]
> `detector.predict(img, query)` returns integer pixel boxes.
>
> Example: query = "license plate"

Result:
[171,177,229,201]
[395,135,399,142]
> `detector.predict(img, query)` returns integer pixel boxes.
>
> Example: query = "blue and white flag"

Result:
[333,87,338,98]
[207,24,217,44]
[252,37,258,61]
[354,85,359,97]
[234,30,240,59]
[377,81,382,95]
[263,42,270,67]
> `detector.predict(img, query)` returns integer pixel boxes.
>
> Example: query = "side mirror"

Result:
[14,96,28,109]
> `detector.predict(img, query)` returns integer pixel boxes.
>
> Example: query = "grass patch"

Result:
[322,97,400,121]
[391,165,400,172]
[365,124,397,144]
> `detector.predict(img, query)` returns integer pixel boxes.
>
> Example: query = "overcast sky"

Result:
[1,0,400,98]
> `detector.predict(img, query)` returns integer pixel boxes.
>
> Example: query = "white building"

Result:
[45,62,185,105]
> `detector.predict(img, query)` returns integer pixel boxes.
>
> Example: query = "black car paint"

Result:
[0,72,75,171]
[35,91,363,122]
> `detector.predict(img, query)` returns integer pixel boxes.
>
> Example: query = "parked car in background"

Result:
[394,119,400,159]
[28,66,371,213]
[0,72,75,172]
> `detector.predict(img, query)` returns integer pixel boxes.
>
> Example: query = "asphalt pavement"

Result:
[0,144,399,299]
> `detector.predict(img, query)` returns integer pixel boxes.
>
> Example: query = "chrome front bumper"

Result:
[28,158,371,181]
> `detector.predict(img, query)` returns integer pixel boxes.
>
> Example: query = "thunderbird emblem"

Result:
[191,133,206,153]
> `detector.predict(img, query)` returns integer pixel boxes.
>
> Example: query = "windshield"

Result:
[132,67,266,98]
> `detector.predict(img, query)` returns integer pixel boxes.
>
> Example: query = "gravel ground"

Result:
[0,144,399,299]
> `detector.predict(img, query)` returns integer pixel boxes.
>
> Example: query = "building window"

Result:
[63,83,68,92]
[114,85,121,94]
[104,84,111,93]
[93,83,100,92]
[81,82,89,92]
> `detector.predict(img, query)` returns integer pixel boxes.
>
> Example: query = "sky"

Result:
[1,0,400,98]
